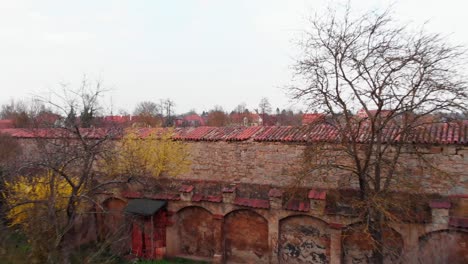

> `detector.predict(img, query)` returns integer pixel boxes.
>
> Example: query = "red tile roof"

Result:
[103,115,131,123]
[0,128,119,139]
[302,113,326,125]
[284,199,310,212]
[0,120,14,129]
[308,189,327,200]
[429,200,451,209]
[1,121,467,145]
[449,217,468,228]
[191,194,223,203]
[179,185,194,193]
[233,197,270,209]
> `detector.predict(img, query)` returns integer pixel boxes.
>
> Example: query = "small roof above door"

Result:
[124,199,167,216]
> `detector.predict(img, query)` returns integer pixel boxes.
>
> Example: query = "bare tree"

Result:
[161,98,176,127]
[207,106,229,127]
[233,102,249,114]
[258,97,272,126]
[133,101,161,117]
[289,5,467,263]
[2,82,125,263]
[133,101,163,127]
[0,99,54,128]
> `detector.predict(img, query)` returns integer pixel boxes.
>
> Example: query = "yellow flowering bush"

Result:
[102,129,191,178]
[3,171,73,227]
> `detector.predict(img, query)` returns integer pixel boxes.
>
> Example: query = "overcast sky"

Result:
[1,0,467,115]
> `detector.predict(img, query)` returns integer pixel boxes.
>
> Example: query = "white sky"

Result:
[0,0,467,115]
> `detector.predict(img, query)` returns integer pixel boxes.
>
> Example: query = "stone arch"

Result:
[223,209,269,263]
[176,206,215,258]
[278,214,330,264]
[418,229,468,264]
[100,197,127,235]
[176,204,213,215]
[342,223,403,264]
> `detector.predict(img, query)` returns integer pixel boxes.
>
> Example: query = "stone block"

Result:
[431,208,449,225]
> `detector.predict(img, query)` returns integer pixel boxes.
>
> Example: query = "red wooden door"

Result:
[131,223,143,257]
[130,211,167,259]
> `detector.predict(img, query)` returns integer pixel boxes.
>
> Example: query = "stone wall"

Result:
[180,141,309,187]
[278,215,330,264]
[9,137,468,263]
[224,210,269,264]
[176,206,215,257]
[178,141,468,195]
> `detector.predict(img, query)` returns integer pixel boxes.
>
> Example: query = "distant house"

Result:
[230,113,263,126]
[175,114,205,127]
[33,112,62,127]
[302,113,326,125]
[101,115,132,127]
[0,120,14,129]
[356,109,393,119]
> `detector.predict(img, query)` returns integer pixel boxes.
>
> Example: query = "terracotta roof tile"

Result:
[179,185,194,193]
[308,189,327,200]
[0,120,14,129]
[429,200,451,209]
[449,217,468,228]
[233,197,270,209]
[302,114,326,125]
[0,128,119,139]
[1,122,467,145]
[285,199,310,212]
[191,194,223,203]
[225,126,263,141]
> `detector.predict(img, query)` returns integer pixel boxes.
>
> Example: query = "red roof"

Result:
[179,185,194,193]
[356,109,393,118]
[302,113,326,125]
[191,194,223,203]
[308,189,327,200]
[429,200,451,209]
[233,197,270,209]
[0,128,119,139]
[284,199,310,212]
[0,120,14,129]
[103,115,131,123]
[449,217,468,228]
[184,114,205,124]
[1,122,467,145]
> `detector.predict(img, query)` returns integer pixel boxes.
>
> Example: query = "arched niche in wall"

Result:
[99,197,129,252]
[342,223,403,264]
[223,209,269,264]
[278,214,330,264]
[176,206,215,258]
[418,230,468,264]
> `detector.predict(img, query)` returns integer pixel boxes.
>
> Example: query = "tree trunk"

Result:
[369,210,384,264]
